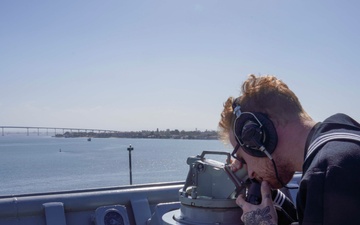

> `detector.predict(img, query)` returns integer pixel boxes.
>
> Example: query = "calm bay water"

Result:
[0,135,230,196]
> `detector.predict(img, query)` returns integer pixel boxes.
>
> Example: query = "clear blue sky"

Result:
[1,1,359,131]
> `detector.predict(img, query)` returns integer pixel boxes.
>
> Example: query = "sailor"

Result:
[218,74,360,225]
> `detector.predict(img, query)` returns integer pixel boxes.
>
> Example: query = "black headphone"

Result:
[232,102,278,158]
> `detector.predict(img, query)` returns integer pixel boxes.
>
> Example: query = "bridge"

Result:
[0,126,120,136]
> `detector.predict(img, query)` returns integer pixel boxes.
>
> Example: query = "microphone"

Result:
[245,179,262,204]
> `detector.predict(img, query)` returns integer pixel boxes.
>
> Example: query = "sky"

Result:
[1,1,360,132]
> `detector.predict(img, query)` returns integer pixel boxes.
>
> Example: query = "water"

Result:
[0,135,230,196]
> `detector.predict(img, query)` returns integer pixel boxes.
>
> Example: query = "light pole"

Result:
[127,144,134,185]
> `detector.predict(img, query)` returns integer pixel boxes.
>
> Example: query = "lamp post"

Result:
[127,144,134,185]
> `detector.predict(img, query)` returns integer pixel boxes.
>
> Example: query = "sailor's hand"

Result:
[236,181,278,225]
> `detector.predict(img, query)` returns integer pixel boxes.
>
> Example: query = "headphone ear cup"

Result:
[234,112,278,157]
[253,113,278,155]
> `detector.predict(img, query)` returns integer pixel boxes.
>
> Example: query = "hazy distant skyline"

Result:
[1,1,360,131]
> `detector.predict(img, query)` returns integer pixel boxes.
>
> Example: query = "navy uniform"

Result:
[297,113,360,225]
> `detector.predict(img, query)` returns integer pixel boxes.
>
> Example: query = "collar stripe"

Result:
[306,132,360,162]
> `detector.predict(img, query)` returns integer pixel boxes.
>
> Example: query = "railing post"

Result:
[127,145,134,185]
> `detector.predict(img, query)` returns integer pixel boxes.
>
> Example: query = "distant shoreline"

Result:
[54,129,219,140]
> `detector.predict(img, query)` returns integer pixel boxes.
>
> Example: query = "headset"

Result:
[232,102,278,158]
[232,100,293,189]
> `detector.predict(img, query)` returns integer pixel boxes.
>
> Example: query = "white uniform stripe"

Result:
[306,132,360,162]
[274,190,286,206]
